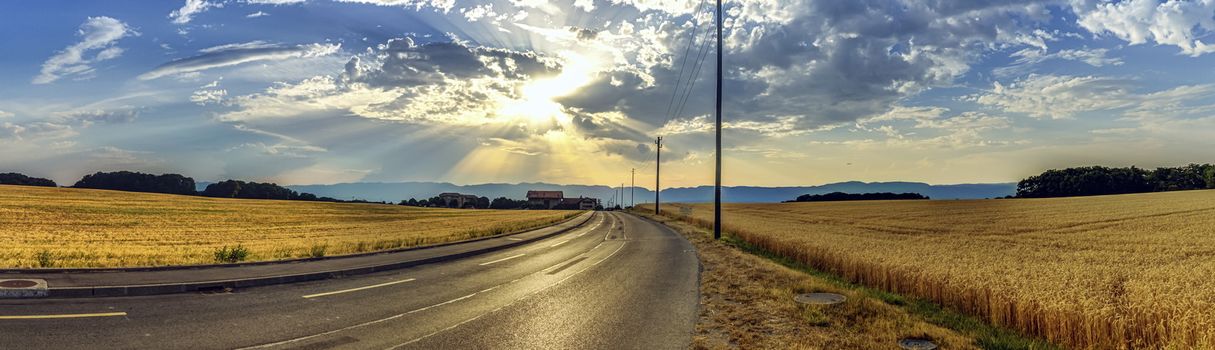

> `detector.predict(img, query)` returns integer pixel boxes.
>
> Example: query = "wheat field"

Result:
[643,190,1215,349]
[0,185,579,268]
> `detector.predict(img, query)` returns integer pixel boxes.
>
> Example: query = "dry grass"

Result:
[633,211,980,350]
[0,185,580,268]
[641,190,1215,350]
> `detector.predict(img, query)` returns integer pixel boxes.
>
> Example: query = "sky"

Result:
[2,0,1215,188]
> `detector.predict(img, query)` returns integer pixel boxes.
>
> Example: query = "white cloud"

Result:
[139,42,341,80]
[995,47,1124,77]
[1073,0,1215,56]
[33,17,134,84]
[0,110,12,119]
[973,74,1215,120]
[169,0,221,25]
[973,74,1137,119]
[191,80,228,105]
[247,11,271,18]
[334,0,455,12]
[245,0,306,4]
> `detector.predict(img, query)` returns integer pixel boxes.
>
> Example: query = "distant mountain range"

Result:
[204,181,1017,204]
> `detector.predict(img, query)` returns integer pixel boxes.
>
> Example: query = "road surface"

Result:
[0,212,700,349]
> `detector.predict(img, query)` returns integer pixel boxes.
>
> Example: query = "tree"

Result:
[475,196,490,209]
[73,171,196,195]
[0,173,57,187]
[1015,164,1215,198]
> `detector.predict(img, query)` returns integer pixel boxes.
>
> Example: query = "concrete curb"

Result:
[33,212,596,299]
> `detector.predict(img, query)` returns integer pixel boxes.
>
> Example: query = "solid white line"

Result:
[478,253,526,266]
[0,312,127,320]
[302,278,416,299]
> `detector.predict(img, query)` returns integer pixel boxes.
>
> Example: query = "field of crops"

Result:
[0,185,580,268]
[644,190,1215,349]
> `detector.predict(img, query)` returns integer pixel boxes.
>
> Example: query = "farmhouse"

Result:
[526,190,564,209]
[526,190,599,210]
[438,192,480,208]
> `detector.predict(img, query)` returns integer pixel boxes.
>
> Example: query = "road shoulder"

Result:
[632,211,982,349]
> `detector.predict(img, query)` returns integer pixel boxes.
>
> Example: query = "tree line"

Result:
[0,170,361,203]
[788,192,929,202]
[0,173,58,187]
[1016,164,1215,198]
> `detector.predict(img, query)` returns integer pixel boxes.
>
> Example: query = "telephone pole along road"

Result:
[0,212,700,349]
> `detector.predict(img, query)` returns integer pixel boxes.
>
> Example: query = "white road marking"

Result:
[236,294,477,350]
[302,278,417,299]
[506,237,524,241]
[388,241,629,349]
[477,253,526,266]
[0,312,127,320]
[549,240,570,248]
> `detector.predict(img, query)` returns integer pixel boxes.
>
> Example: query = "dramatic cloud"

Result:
[1072,0,1215,56]
[224,38,562,126]
[138,42,341,80]
[33,17,134,84]
[169,0,221,25]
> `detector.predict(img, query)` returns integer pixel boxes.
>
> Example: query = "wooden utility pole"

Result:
[655,136,662,215]
[713,0,723,240]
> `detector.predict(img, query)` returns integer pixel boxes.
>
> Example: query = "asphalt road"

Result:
[0,212,700,350]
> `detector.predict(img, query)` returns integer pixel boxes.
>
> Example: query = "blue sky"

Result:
[3,0,1215,187]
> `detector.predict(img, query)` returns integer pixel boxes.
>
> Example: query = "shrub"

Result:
[35,250,54,268]
[308,244,327,258]
[213,245,250,263]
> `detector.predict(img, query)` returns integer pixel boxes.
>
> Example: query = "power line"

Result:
[663,0,710,125]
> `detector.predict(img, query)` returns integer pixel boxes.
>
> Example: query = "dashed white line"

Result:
[477,253,526,266]
[549,240,570,248]
[302,278,416,299]
[388,241,629,349]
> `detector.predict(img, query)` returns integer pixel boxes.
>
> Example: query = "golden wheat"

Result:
[644,190,1215,349]
[0,185,579,268]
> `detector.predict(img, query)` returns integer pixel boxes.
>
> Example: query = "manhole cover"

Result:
[898,338,938,350]
[794,292,846,305]
[0,280,38,288]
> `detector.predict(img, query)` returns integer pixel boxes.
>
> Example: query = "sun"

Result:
[501,51,598,125]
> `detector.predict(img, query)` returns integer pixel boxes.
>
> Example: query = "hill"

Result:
[262,181,1016,203]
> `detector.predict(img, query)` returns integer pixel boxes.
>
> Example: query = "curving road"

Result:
[0,212,700,350]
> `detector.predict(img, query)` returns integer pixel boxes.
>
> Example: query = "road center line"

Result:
[302,278,417,299]
[478,253,526,266]
[0,312,127,320]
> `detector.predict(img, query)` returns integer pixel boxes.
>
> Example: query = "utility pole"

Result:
[655,136,662,215]
[713,0,723,240]
[631,168,635,208]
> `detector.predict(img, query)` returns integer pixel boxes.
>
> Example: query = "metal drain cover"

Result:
[0,279,48,298]
[898,338,938,350]
[0,280,38,288]
[794,292,846,305]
